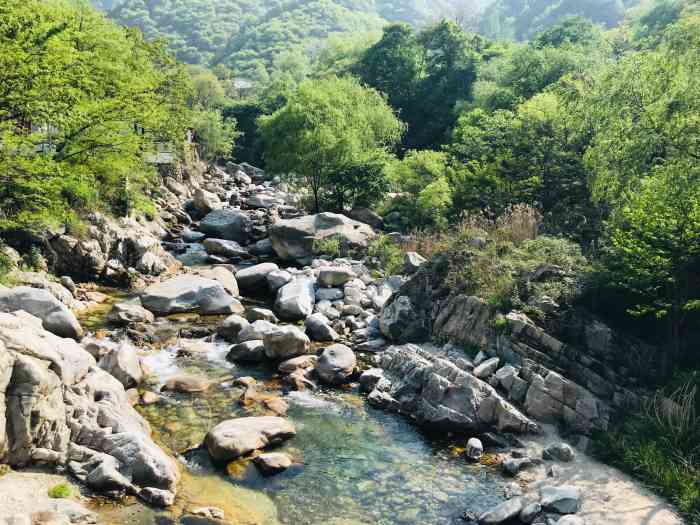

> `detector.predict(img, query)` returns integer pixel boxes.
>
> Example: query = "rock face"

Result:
[275,278,315,321]
[379,295,428,343]
[0,311,179,504]
[0,287,83,340]
[369,345,539,433]
[316,344,357,385]
[199,209,252,243]
[48,212,178,283]
[141,275,238,315]
[205,417,296,462]
[269,213,375,263]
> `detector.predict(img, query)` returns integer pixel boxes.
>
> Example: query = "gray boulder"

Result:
[200,209,252,243]
[540,485,581,514]
[555,517,584,525]
[202,238,249,259]
[269,213,375,263]
[318,266,355,288]
[263,325,310,360]
[238,320,277,343]
[98,343,145,389]
[217,314,249,342]
[236,263,279,291]
[543,442,576,463]
[205,416,296,462]
[304,313,339,342]
[379,295,426,343]
[0,286,83,339]
[253,452,292,475]
[267,269,293,292]
[227,340,266,363]
[519,502,542,524]
[196,267,240,298]
[141,276,238,316]
[478,497,524,524]
[193,188,221,215]
[275,278,315,321]
[106,303,154,326]
[247,308,278,323]
[316,344,357,385]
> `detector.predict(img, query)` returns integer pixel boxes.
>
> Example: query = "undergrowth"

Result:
[407,205,589,311]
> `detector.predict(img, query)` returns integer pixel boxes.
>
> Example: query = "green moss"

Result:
[313,235,343,258]
[48,483,72,499]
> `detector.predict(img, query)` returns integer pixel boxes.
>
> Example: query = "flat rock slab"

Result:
[253,452,292,475]
[205,416,296,462]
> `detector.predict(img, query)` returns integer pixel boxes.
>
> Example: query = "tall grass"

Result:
[596,379,700,522]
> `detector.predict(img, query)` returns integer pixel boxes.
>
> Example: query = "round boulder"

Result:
[316,344,357,385]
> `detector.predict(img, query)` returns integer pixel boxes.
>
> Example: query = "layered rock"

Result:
[369,345,539,434]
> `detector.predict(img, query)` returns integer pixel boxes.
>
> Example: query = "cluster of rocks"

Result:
[0,311,179,508]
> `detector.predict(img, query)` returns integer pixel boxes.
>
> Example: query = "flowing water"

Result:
[81,250,511,525]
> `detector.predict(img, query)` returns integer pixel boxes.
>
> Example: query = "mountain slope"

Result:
[93,0,477,74]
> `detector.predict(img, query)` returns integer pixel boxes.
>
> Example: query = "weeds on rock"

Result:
[366,235,404,276]
[48,483,72,499]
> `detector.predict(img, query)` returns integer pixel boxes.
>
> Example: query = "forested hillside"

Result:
[480,0,641,40]
[92,0,482,75]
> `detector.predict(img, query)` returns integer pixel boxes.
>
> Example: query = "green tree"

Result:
[384,150,456,230]
[258,76,404,212]
[0,0,191,229]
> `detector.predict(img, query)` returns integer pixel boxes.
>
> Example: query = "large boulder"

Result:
[275,278,315,321]
[141,275,238,316]
[238,320,277,343]
[0,287,83,340]
[318,266,355,288]
[263,325,310,360]
[199,209,252,243]
[304,313,339,342]
[269,213,375,263]
[379,295,426,343]
[204,417,296,462]
[193,188,222,215]
[316,344,357,385]
[218,314,250,342]
[540,485,581,514]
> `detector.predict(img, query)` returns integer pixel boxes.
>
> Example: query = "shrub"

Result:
[48,483,72,499]
[366,235,404,276]
[313,235,343,258]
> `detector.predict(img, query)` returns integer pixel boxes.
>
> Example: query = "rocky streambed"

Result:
[0,162,685,525]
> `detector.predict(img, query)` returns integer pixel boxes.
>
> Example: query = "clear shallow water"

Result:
[82,258,509,524]
[91,326,508,525]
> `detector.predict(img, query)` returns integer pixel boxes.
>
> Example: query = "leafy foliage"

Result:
[0,0,193,230]
[258,76,404,212]
[48,483,72,499]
